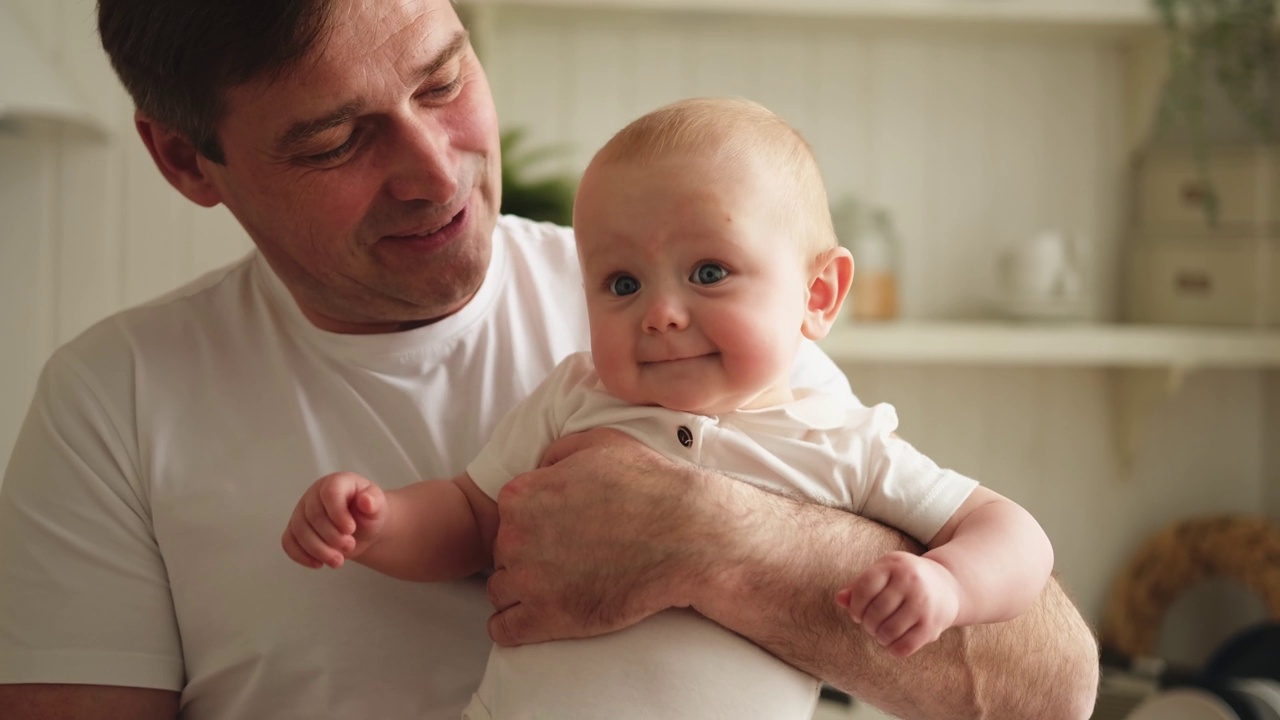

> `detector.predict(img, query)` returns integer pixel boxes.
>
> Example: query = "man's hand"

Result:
[486,428,710,646]
[485,428,1099,719]
[837,551,961,657]
[281,471,388,569]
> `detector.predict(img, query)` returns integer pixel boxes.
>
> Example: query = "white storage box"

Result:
[1137,145,1280,238]
[1125,239,1278,326]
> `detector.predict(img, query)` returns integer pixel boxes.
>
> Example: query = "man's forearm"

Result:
[487,430,1099,718]
[690,476,1099,720]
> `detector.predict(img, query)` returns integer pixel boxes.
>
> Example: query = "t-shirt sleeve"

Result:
[845,404,978,545]
[466,354,590,500]
[0,351,184,690]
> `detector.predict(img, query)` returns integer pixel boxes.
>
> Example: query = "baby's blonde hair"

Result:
[589,97,838,261]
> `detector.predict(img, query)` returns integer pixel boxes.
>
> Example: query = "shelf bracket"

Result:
[1109,366,1193,476]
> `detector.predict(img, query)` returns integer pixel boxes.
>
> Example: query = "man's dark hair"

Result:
[97,1,334,164]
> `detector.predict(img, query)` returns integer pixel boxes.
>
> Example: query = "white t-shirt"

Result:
[462,352,978,720]
[0,216,854,720]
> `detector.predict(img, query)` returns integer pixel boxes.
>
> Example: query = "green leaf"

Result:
[499,128,577,226]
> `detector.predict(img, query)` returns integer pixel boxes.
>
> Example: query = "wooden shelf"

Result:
[818,321,1280,368]
[460,0,1156,29]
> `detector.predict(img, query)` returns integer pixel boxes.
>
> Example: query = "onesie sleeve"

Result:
[846,404,978,545]
[0,350,184,690]
[466,353,594,500]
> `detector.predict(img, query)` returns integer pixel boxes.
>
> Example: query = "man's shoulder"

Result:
[53,253,258,372]
[494,215,577,268]
[495,213,574,243]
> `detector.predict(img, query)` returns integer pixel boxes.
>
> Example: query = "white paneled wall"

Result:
[0,0,1273,669]
[0,0,251,471]
[837,362,1266,664]
[480,7,1129,320]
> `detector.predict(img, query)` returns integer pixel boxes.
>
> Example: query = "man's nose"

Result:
[642,295,689,334]
[385,116,459,204]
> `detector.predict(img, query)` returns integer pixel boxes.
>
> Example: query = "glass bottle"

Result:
[849,208,900,322]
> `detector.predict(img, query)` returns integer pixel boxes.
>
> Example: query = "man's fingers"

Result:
[537,433,588,469]
[488,603,582,648]
[486,568,519,613]
[488,604,533,647]
[537,427,633,468]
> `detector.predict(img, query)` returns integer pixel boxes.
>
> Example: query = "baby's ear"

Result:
[802,247,854,341]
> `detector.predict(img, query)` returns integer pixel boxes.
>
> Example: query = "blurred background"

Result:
[1,0,1277,718]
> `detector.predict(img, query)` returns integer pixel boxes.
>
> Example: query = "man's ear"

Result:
[135,112,223,208]
[802,246,854,341]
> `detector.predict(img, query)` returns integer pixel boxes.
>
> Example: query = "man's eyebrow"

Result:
[275,101,363,154]
[273,31,471,154]
[413,30,470,86]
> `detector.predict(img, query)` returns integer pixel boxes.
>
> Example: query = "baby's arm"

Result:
[281,471,499,583]
[839,486,1053,657]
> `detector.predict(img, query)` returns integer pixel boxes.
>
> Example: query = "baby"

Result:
[282,97,1054,719]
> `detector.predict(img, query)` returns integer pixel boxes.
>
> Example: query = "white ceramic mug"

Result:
[998,230,1079,300]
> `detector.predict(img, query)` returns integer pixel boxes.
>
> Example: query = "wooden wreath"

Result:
[1100,514,1280,660]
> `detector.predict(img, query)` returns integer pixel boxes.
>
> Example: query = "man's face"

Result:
[199,0,501,333]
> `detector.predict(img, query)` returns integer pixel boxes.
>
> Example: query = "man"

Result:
[0,0,1099,718]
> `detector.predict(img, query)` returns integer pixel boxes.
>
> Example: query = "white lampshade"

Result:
[0,5,104,134]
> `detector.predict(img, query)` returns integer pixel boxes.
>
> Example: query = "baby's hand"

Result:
[281,471,388,569]
[836,551,961,658]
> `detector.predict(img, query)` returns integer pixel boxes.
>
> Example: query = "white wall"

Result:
[481,8,1131,322]
[0,0,1273,667]
[0,0,251,471]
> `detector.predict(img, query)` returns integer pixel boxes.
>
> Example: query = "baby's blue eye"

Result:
[692,263,728,285]
[610,275,640,296]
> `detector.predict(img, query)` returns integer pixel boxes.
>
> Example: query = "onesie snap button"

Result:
[676,426,693,448]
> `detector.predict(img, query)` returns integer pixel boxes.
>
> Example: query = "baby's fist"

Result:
[281,471,387,570]
[836,551,960,657]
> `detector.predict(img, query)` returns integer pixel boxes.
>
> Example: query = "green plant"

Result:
[1152,0,1279,224]
[499,128,577,226]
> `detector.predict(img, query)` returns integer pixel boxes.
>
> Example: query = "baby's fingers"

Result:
[289,514,351,569]
[838,564,891,623]
[282,526,329,569]
[353,484,387,520]
[314,472,367,534]
[886,620,943,658]
[304,488,357,548]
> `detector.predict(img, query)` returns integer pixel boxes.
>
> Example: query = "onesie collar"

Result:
[730,389,850,431]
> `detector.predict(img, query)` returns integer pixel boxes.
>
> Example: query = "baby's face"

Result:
[573,153,813,415]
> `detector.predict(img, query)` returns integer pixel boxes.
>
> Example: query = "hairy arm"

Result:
[488,429,1098,720]
[0,684,178,720]
[695,476,1094,718]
